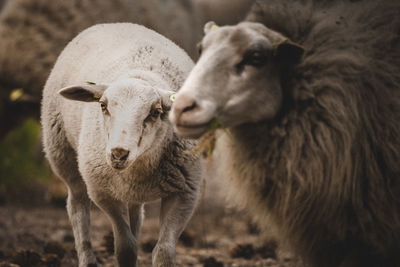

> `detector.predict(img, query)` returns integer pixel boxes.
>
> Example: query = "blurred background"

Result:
[0,0,299,266]
[0,0,254,205]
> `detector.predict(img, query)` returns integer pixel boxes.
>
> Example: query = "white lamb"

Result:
[41,23,202,267]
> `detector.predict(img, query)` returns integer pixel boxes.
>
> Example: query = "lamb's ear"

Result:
[58,84,108,102]
[204,21,219,35]
[274,39,304,65]
[158,89,176,112]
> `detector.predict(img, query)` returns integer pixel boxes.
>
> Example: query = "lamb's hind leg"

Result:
[153,192,199,267]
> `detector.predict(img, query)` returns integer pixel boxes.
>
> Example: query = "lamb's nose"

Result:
[173,94,198,121]
[111,148,130,161]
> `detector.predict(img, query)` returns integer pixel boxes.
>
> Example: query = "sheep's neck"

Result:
[230,121,275,153]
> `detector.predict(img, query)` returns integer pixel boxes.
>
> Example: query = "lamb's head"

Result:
[170,21,304,138]
[59,78,174,171]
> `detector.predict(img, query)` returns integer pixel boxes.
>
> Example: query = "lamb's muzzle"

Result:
[110,147,130,170]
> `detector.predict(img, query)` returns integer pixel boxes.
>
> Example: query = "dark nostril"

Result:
[173,95,199,122]
[182,101,197,113]
[111,148,130,161]
[120,152,129,161]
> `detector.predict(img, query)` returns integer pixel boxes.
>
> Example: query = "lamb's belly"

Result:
[109,175,168,203]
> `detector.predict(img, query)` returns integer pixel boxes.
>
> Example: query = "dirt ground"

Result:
[0,196,302,267]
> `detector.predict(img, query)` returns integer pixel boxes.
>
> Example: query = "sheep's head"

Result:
[59,78,174,171]
[170,21,304,138]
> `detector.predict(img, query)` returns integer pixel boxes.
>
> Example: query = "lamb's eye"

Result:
[99,101,107,112]
[144,107,163,124]
[151,108,163,118]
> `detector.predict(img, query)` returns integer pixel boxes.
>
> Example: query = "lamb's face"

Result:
[170,22,303,138]
[59,78,173,171]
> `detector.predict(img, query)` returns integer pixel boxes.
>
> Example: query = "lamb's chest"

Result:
[107,171,168,203]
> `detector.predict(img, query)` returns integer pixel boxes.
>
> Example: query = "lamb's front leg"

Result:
[93,196,138,267]
[129,203,144,242]
[153,192,199,267]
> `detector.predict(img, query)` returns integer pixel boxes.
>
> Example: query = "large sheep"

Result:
[193,0,255,26]
[41,23,202,267]
[0,0,200,137]
[170,0,400,266]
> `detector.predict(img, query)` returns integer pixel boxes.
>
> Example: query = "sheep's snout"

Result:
[172,94,198,121]
[109,147,130,170]
[171,93,217,139]
[111,147,130,161]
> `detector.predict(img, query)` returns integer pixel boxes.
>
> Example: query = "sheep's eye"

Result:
[242,49,268,67]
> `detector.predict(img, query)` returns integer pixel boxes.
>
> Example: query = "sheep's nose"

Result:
[172,94,198,121]
[111,147,130,161]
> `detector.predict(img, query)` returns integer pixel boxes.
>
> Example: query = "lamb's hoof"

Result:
[152,244,175,267]
[78,256,98,267]
[81,262,98,267]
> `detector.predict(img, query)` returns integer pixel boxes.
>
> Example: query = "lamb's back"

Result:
[47,23,193,92]
[43,23,194,153]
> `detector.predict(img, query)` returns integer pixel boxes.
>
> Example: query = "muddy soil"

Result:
[0,198,302,267]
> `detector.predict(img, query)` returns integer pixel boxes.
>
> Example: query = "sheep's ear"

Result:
[158,89,176,112]
[204,21,219,35]
[58,84,108,102]
[275,39,304,65]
